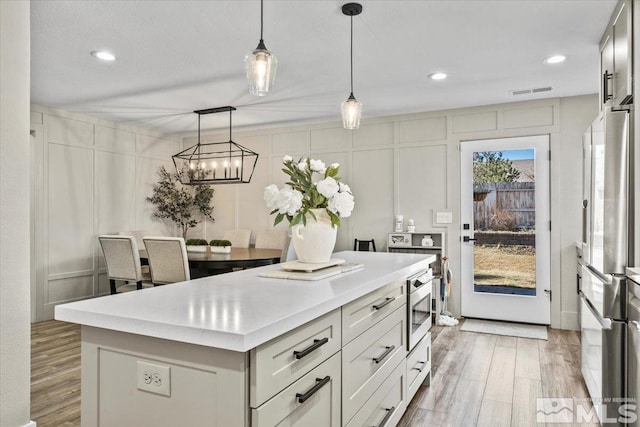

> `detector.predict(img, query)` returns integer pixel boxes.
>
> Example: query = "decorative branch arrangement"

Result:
[146,166,214,239]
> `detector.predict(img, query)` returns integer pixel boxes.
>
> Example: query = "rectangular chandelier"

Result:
[172,106,259,185]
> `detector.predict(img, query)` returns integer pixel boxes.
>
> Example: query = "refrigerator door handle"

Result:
[631,320,640,331]
[580,292,613,330]
[586,264,612,284]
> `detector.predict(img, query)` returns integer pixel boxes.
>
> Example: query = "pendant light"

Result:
[341,2,363,130]
[173,107,259,185]
[245,0,277,96]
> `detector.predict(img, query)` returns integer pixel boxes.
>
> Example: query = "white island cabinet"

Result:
[55,251,435,427]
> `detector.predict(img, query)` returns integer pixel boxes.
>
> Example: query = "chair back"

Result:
[223,229,251,248]
[99,235,142,282]
[117,230,151,249]
[143,237,190,285]
[255,230,288,250]
[354,239,377,252]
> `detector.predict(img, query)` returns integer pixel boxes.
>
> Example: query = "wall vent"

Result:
[510,86,552,96]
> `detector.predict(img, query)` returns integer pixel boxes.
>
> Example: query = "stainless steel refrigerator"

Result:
[581,106,632,425]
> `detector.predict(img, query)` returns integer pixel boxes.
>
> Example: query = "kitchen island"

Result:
[56,251,435,427]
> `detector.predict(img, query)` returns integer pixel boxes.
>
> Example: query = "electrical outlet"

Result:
[136,361,171,396]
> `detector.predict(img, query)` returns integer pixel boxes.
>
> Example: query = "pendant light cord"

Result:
[260,0,264,42]
[350,15,354,95]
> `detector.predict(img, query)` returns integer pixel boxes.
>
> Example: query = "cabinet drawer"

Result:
[251,308,341,407]
[342,279,406,345]
[342,305,407,424]
[251,352,341,427]
[345,360,407,427]
[407,332,431,402]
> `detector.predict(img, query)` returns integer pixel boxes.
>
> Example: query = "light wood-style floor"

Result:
[31,319,591,427]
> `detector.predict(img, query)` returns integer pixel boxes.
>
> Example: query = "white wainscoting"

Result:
[33,95,596,329]
[183,95,597,330]
[31,106,181,321]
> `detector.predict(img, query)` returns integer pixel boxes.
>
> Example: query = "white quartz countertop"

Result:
[55,251,434,352]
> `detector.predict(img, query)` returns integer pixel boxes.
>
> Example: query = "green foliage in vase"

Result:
[209,240,232,247]
[146,166,214,239]
[473,151,520,185]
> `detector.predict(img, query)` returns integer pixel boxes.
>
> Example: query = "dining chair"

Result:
[117,230,153,281]
[354,239,377,252]
[143,237,190,285]
[99,235,147,294]
[117,230,151,249]
[255,230,288,250]
[223,229,251,248]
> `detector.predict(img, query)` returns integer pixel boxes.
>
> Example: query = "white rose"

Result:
[309,159,326,174]
[316,177,339,199]
[283,155,293,162]
[275,188,303,216]
[264,184,280,211]
[330,163,340,169]
[339,182,351,193]
[297,161,307,171]
[328,191,355,218]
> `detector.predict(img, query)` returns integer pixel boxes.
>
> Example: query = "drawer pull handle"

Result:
[373,345,395,364]
[293,338,329,359]
[296,376,331,404]
[375,406,396,427]
[412,360,427,372]
[373,297,395,310]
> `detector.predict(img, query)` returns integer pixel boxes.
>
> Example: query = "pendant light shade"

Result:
[245,0,277,96]
[341,3,363,130]
[342,93,362,129]
[173,107,259,185]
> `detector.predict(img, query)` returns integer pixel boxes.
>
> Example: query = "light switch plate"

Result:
[137,361,171,396]
[434,210,453,225]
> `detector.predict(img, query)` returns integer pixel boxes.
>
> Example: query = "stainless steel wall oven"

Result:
[407,269,432,351]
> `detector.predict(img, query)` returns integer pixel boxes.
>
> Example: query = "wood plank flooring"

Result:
[30,319,592,426]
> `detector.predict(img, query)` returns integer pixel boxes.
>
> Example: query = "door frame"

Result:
[460,135,551,324]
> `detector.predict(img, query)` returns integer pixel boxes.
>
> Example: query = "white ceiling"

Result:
[31,0,616,135]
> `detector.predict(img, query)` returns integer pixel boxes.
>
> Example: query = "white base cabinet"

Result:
[252,353,342,427]
[80,280,431,427]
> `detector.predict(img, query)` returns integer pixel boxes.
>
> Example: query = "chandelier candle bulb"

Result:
[235,159,241,178]
[224,160,229,179]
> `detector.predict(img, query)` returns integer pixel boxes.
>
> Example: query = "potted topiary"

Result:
[209,239,232,254]
[185,238,209,252]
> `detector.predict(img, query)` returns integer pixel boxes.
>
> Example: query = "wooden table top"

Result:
[139,247,282,263]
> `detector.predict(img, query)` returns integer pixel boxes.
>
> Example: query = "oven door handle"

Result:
[580,292,613,330]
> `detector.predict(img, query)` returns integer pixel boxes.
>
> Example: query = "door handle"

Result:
[463,236,477,242]
[631,321,640,332]
[603,70,613,103]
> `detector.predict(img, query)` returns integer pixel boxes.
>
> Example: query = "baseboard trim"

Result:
[23,421,36,427]
[560,310,579,331]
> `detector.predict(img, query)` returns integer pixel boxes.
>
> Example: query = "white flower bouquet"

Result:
[264,156,355,227]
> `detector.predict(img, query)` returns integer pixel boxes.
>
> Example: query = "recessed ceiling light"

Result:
[543,55,566,64]
[428,72,447,81]
[91,50,116,61]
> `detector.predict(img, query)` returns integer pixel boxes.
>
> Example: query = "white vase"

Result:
[290,209,337,264]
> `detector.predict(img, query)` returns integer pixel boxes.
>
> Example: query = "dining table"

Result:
[139,247,283,278]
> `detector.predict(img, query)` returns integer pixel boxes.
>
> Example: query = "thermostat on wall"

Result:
[434,210,452,225]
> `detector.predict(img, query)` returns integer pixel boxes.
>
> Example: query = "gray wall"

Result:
[1,1,32,426]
